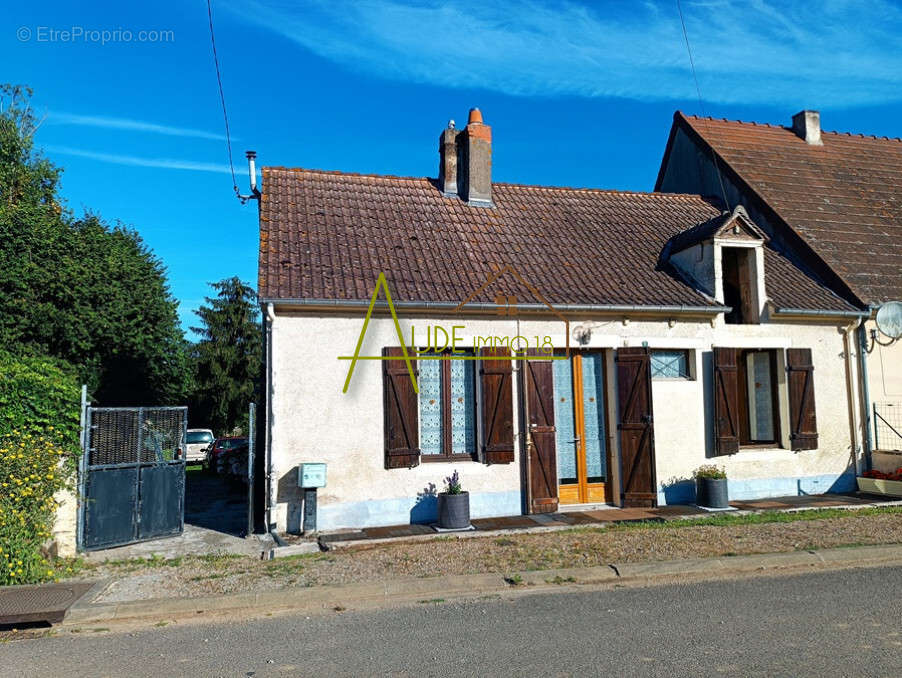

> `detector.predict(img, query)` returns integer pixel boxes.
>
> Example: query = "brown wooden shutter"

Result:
[480,346,514,464]
[787,348,818,451]
[616,347,657,507]
[525,350,558,513]
[713,347,740,456]
[383,347,420,469]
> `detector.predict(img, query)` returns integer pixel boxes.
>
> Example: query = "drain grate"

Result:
[0,583,94,625]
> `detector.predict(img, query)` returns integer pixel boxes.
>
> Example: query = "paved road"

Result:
[3,566,901,677]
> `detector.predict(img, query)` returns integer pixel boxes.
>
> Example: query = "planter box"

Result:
[696,477,729,509]
[436,491,470,529]
[857,477,902,498]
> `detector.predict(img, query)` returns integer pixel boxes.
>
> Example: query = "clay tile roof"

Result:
[258,166,855,313]
[676,113,902,306]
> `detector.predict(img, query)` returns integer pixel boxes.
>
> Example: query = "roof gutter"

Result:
[259,298,729,315]
[771,307,869,319]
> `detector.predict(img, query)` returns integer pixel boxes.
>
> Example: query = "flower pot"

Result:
[696,477,729,508]
[437,491,470,529]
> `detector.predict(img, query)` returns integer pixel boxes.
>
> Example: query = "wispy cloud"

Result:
[48,112,228,141]
[45,145,233,174]
[233,0,902,107]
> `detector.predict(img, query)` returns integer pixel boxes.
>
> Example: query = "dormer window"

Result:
[664,206,768,325]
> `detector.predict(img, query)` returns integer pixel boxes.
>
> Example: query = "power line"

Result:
[676,0,730,212]
[207,0,239,197]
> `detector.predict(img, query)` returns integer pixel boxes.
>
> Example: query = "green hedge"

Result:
[0,352,80,585]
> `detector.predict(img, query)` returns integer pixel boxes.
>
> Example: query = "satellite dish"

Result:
[875,301,902,340]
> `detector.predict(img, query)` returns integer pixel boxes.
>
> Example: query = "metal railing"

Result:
[874,403,902,452]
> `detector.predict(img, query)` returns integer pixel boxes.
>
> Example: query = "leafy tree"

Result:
[189,277,261,434]
[0,84,189,404]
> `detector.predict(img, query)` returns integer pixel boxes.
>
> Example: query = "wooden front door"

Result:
[616,347,657,507]
[525,352,558,513]
[555,351,611,505]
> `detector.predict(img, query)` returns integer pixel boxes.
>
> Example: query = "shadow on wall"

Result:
[661,476,695,504]
[411,483,437,524]
[277,469,304,534]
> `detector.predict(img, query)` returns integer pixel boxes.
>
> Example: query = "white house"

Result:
[656,109,902,469]
[256,109,868,533]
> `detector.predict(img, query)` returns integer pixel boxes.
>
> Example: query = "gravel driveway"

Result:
[76,507,902,603]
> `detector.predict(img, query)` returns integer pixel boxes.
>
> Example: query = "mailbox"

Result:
[298,463,327,488]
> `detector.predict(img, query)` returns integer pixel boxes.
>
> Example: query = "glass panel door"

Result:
[552,351,609,505]
[553,355,579,503]
[580,353,607,485]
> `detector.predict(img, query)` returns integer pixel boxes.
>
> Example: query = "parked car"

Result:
[185,429,214,464]
[205,436,248,475]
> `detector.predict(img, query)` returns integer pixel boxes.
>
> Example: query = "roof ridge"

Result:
[681,112,902,143]
[263,165,717,201]
[263,166,427,182]
[820,129,902,143]
[683,113,778,129]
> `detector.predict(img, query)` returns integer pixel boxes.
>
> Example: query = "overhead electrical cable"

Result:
[676,0,731,211]
[207,0,240,197]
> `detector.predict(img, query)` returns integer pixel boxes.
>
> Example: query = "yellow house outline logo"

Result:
[338,267,570,394]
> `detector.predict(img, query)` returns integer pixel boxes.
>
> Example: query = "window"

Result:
[713,346,818,456]
[738,349,780,445]
[650,350,692,379]
[186,431,213,444]
[722,247,758,324]
[419,349,477,461]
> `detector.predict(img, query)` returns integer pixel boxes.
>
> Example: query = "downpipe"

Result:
[842,319,862,476]
[857,322,874,471]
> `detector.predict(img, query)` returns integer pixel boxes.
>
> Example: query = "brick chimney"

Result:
[792,110,822,145]
[438,121,460,197]
[438,108,493,207]
[461,108,492,206]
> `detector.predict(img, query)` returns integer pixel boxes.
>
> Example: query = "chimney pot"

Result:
[791,110,823,145]
[438,109,493,206]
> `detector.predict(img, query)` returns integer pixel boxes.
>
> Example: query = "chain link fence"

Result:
[874,403,902,452]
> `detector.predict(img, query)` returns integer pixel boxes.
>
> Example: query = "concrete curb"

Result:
[61,543,902,628]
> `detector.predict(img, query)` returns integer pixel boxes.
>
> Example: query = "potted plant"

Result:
[694,464,729,509]
[436,470,470,529]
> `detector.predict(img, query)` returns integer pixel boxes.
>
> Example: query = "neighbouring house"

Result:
[257,109,868,533]
[656,111,902,462]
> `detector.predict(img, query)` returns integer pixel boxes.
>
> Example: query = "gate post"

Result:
[76,385,89,551]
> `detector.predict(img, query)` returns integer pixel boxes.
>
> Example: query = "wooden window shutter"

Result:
[383,347,420,469]
[713,347,740,456]
[480,346,514,464]
[787,348,818,451]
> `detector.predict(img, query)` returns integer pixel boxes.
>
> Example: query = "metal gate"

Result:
[78,406,187,551]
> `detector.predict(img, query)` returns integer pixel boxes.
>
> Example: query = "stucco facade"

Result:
[267,309,862,532]
[866,318,902,452]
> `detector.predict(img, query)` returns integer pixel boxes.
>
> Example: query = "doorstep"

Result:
[316,492,897,550]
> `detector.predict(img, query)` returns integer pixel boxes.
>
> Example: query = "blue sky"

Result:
[6,0,902,334]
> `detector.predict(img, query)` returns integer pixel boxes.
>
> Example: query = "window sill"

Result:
[421,454,477,463]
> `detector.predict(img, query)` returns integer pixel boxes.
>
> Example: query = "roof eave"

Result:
[259,297,728,316]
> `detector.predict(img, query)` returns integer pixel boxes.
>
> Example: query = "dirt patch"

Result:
[71,508,902,602]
